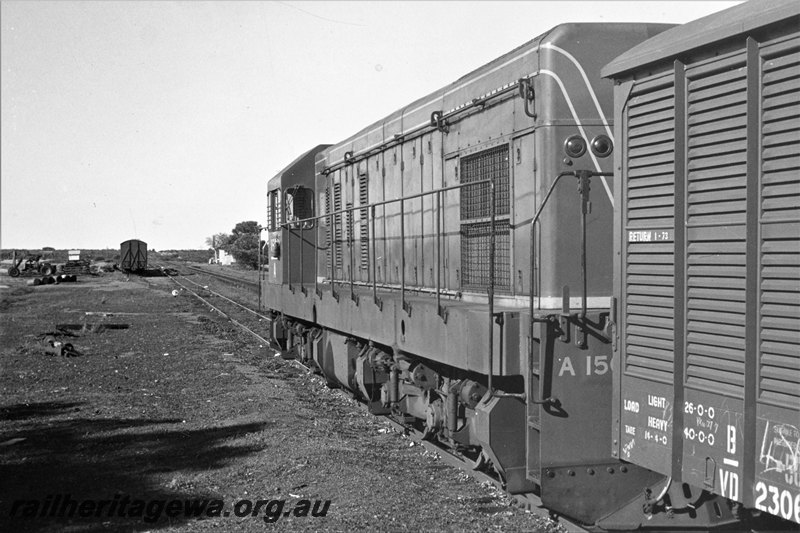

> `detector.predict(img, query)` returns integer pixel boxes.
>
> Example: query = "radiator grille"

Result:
[459,145,510,292]
[759,36,800,406]
[623,72,676,382]
[461,220,510,291]
[359,174,369,271]
[460,145,510,219]
[345,202,353,280]
[324,186,331,271]
[333,182,342,271]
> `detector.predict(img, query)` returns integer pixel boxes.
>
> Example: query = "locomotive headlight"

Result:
[564,135,587,158]
[590,135,614,158]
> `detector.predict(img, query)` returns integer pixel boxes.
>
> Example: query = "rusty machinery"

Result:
[7,250,55,277]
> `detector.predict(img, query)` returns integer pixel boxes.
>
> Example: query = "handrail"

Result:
[371,205,378,306]
[278,178,492,228]
[257,229,263,310]
[264,169,613,402]
[487,175,496,394]
[520,170,612,405]
[277,177,494,314]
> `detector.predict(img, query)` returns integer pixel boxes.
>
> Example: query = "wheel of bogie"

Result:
[8,266,20,277]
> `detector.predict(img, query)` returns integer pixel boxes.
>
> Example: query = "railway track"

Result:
[181,263,258,290]
[154,262,584,532]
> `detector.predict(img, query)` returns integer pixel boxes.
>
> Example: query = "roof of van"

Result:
[602,0,800,78]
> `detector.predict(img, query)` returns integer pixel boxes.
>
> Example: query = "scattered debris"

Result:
[61,259,91,275]
[25,275,78,286]
[56,323,129,334]
[42,335,78,357]
[0,437,27,447]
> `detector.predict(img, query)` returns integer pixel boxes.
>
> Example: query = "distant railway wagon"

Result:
[258,1,800,530]
[603,0,800,525]
[120,239,147,272]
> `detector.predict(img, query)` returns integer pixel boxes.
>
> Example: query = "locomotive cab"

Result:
[263,145,330,288]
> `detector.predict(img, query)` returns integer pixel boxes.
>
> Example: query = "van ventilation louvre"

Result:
[623,72,676,383]
[759,37,800,406]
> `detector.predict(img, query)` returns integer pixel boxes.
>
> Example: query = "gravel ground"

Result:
[0,271,563,532]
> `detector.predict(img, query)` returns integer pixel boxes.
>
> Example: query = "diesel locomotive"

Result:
[258,2,800,530]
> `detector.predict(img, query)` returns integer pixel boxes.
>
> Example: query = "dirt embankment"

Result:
[0,272,560,532]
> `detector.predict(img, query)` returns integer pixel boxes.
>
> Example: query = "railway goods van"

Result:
[603,0,800,527]
[120,239,147,272]
[259,2,800,530]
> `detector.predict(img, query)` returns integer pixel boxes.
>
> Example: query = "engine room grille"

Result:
[461,221,511,291]
[459,145,511,292]
[324,186,331,271]
[333,182,342,271]
[460,145,510,219]
[359,173,369,271]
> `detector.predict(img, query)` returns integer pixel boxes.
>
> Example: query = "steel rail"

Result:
[163,261,584,533]
[164,273,271,345]
[175,269,270,321]
[183,264,259,290]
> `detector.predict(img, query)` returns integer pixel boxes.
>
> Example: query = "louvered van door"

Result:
[685,51,748,398]
[759,35,800,408]
[618,70,677,477]
[623,72,677,384]
[754,33,800,521]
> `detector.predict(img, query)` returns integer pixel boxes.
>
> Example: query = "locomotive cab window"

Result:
[267,189,281,231]
[285,186,314,228]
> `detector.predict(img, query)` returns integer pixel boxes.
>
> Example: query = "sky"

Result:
[1,0,741,251]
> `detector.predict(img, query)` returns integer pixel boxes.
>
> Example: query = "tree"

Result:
[227,221,261,269]
[205,233,231,251]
